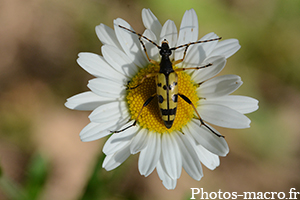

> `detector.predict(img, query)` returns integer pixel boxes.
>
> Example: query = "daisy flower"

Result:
[65,8,258,190]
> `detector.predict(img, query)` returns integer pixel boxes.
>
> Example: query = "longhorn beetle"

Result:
[111,25,223,137]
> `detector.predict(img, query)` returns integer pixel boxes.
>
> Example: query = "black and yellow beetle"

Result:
[112,25,223,137]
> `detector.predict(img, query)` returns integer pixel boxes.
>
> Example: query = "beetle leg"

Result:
[127,72,158,90]
[173,63,213,72]
[110,93,156,134]
[138,37,160,65]
[172,44,191,65]
[171,37,222,65]
[178,93,224,138]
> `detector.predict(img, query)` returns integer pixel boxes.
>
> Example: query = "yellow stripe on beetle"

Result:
[156,72,178,128]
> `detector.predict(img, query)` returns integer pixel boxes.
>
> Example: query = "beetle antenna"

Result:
[170,37,222,51]
[118,25,161,49]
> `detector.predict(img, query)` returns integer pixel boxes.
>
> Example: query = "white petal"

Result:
[198,75,243,98]
[198,104,251,129]
[198,32,219,56]
[161,133,182,179]
[95,23,121,49]
[102,45,139,78]
[175,132,203,180]
[160,20,178,61]
[102,123,138,155]
[181,43,206,69]
[77,53,125,81]
[191,56,226,83]
[209,39,241,59]
[194,144,220,170]
[202,95,259,114]
[102,143,131,171]
[88,78,126,98]
[142,8,162,39]
[88,101,128,123]
[138,132,161,177]
[80,121,118,142]
[175,9,199,61]
[177,9,198,45]
[114,19,148,68]
[130,128,148,154]
[183,119,229,156]
[156,161,177,190]
[160,20,178,49]
[175,33,220,70]
[65,91,112,111]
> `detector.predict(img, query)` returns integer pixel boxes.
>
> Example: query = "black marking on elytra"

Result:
[158,95,164,104]
[161,108,177,115]
[169,82,177,90]
[172,94,178,103]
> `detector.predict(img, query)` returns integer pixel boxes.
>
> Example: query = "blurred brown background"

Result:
[0,0,300,199]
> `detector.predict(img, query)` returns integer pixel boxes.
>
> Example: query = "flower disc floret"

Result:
[127,64,199,133]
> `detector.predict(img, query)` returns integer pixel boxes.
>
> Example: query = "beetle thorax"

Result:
[160,40,172,58]
[159,40,174,74]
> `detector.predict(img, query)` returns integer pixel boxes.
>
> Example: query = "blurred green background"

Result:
[1,0,300,199]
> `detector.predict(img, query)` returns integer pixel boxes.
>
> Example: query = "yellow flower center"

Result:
[126,64,199,134]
